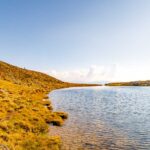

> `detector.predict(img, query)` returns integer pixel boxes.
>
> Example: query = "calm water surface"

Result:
[49,86,150,150]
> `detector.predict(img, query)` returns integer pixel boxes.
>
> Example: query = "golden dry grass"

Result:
[0,61,99,150]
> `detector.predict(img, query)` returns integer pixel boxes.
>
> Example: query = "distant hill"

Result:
[105,80,150,86]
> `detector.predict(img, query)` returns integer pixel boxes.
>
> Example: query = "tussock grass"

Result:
[0,61,99,149]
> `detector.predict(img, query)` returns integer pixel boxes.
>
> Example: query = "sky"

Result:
[0,0,150,83]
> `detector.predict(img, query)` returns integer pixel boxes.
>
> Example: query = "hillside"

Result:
[105,80,150,86]
[0,61,98,90]
[0,61,98,150]
[0,61,70,90]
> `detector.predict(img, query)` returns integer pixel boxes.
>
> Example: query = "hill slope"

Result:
[0,61,68,90]
[0,61,98,150]
[0,61,98,90]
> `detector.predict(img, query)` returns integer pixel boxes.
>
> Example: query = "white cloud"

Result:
[44,65,115,83]
[44,64,150,83]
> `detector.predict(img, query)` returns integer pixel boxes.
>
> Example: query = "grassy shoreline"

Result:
[105,80,150,86]
[0,61,100,150]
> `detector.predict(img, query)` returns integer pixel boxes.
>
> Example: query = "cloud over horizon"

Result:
[46,65,116,83]
[44,65,150,83]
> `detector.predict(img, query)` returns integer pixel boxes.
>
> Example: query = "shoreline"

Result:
[0,61,100,149]
[0,79,100,149]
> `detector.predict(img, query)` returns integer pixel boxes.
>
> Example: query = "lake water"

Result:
[49,86,150,150]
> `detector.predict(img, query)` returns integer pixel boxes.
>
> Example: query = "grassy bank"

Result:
[0,61,99,150]
[105,80,150,86]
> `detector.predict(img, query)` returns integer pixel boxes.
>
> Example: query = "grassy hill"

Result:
[0,61,98,90]
[0,61,71,90]
[105,80,150,86]
[0,61,98,150]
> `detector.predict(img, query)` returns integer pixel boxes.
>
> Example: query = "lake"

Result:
[49,86,150,150]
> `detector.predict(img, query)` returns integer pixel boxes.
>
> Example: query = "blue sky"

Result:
[0,0,150,82]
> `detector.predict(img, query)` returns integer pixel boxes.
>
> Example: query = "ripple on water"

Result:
[49,86,150,150]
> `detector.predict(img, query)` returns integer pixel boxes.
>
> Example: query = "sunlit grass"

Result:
[0,61,98,149]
